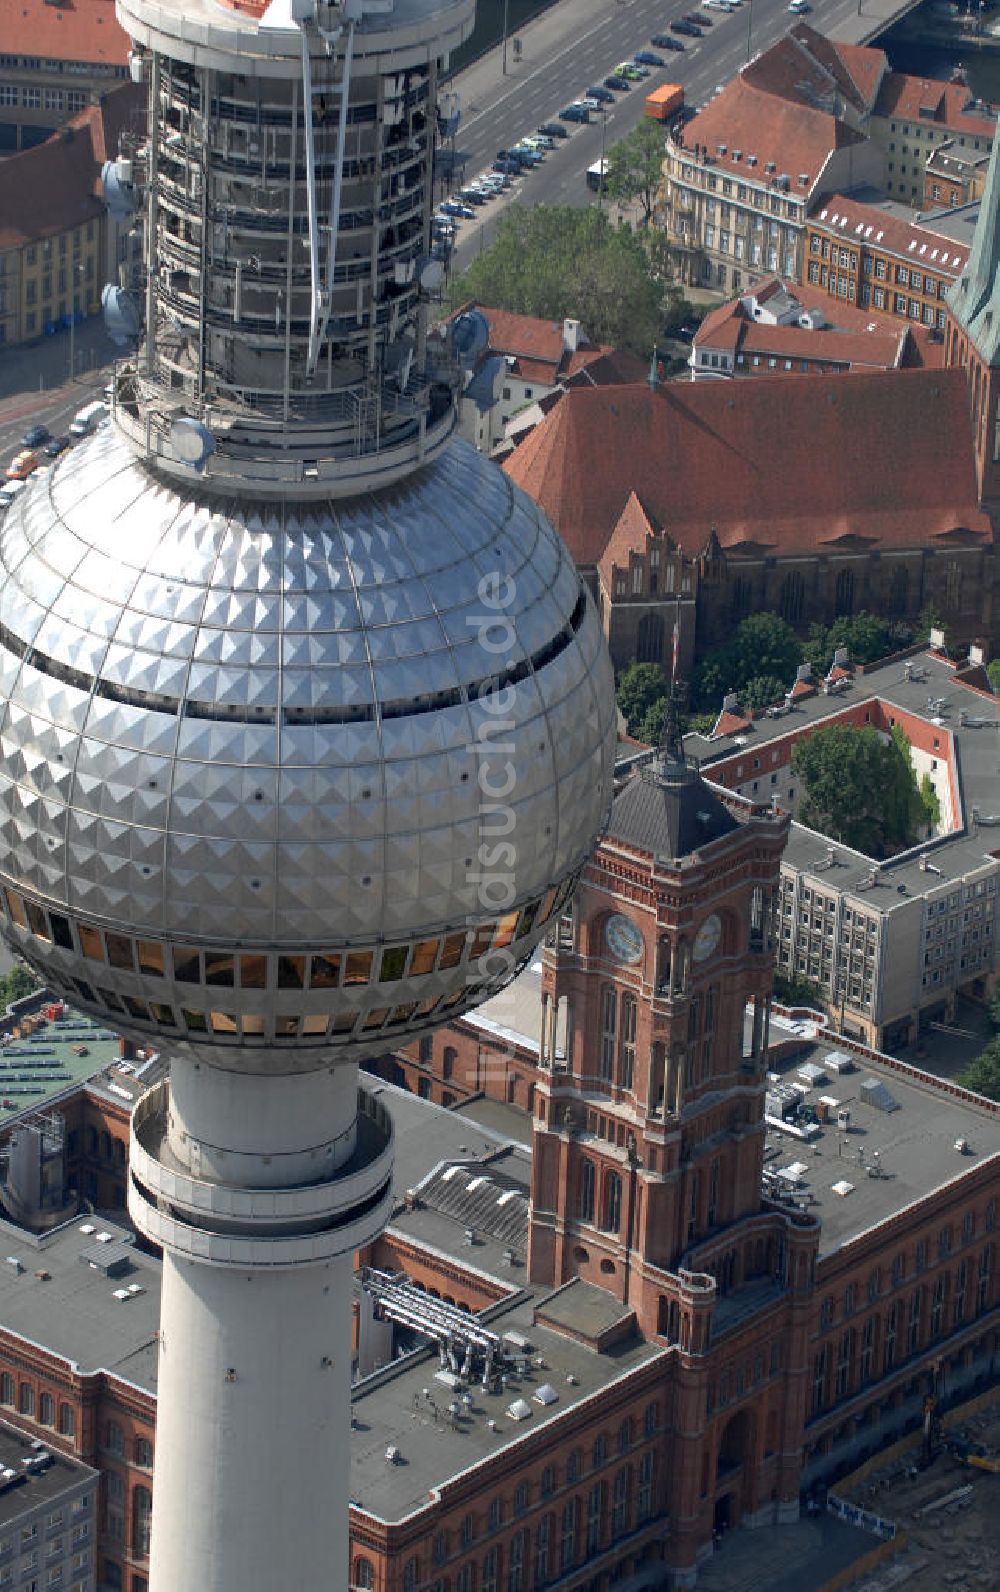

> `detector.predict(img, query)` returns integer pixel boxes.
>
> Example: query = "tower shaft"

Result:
[128,1061,393,1590]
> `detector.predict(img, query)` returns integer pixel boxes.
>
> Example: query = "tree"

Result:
[987,660,1000,696]
[692,613,801,714]
[743,674,788,714]
[919,772,941,830]
[637,695,668,747]
[802,611,912,675]
[603,118,668,225]
[616,662,668,736]
[957,1037,1000,1102]
[792,724,924,857]
[0,964,38,1010]
[773,971,823,1009]
[987,987,1000,1030]
[449,206,663,356]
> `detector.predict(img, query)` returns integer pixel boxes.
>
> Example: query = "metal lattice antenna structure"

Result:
[657,680,688,773]
[0,3,619,1588]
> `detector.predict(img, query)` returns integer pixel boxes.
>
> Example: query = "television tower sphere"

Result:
[0,0,617,1587]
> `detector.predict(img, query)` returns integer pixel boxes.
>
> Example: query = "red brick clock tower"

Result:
[528,718,819,1570]
[529,716,791,1332]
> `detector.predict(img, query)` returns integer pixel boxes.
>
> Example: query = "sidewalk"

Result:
[453,0,621,122]
[0,315,116,413]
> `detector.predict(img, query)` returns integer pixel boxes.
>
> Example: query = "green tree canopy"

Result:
[802,612,913,675]
[957,1037,1000,1102]
[603,118,668,224]
[743,674,788,714]
[449,205,662,356]
[987,660,1000,696]
[692,614,801,714]
[773,971,823,1009]
[616,662,668,736]
[0,964,39,1010]
[791,724,925,857]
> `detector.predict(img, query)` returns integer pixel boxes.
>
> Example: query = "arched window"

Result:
[599,985,616,1083]
[779,570,804,626]
[58,1403,75,1438]
[135,1436,153,1468]
[603,1170,622,1234]
[39,1392,54,1426]
[635,613,664,665]
[354,1557,375,1590]
[19,1383,34,1417]
[730,576,752,624]
[0,1374,13,1406]
[104,1472,125,1541]
[889,565,909,616]
[132,1485,152,1556]
[442,1046,456,1082]
[578,1158,595,1224]
[835,568,854,616]
[618,993,636,1091]
[945,560,962,611]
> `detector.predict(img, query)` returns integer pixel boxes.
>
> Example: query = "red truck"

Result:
[645,83,685,123]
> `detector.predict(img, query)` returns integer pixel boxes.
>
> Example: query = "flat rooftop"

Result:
[350,1286,664,1524]
[0,1008,123,1121]
[456,959,543,1057]
[765,1039,1000,1256]
[0,1419,96,1526]
[690,650,1000,906]
[0,1216,160,1391]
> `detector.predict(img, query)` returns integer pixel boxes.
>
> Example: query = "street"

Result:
[444,0,891,270]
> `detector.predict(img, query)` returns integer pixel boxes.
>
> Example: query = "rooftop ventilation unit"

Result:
[860,1076,900,1113]
[506,1399,532,1422]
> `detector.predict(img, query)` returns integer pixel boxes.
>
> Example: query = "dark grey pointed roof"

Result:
[946,129,1000,366]
[607,758,739,861]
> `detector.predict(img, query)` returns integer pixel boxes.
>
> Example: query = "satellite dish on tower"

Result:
[418,257,445,294]
[169,418,216,471]
[101,285,142,346]
[451,309,489,366]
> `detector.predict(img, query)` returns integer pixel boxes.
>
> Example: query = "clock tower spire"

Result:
[529,748,791,1339]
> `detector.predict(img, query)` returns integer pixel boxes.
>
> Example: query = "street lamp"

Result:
[746,0,753,63]
[502,0,509,75]
[598,106,609,214]
[67,262,85,383]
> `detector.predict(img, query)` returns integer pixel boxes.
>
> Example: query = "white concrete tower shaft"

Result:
[128,1064,393,1589]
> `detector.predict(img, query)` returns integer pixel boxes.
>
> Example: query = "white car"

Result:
[788,0,809,11]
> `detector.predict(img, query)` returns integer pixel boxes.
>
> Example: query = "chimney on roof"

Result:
[562,317,581,353]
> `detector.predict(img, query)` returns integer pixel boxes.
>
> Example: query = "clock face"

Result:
[692,913,722,963]
[605,913,644,965]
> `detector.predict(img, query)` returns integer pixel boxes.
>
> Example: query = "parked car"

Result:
[492,157,523,174]
[651,33,686,49]
[558,103,591,123]
[524,134,555,149]
[511,143,544,163]
[21,423,50,449]
[634,50,666,65]
[585,84,615,103]
[615,63,646,81]
[438,199,474,218]
[5,449,40,481]
[604,74,631,91]
[43,435,70,459]
[459,187,487,205]
[671,19,701,36]
[538,121,570,139]
[683,13,710,26]
[0,479,26,513]
[788,0,810,11]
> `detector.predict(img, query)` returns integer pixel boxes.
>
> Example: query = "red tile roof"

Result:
[0,83,144,250]
[694,281,946,373]
[811,192,969,275]
[598,492,663,583]
[711,706,753,739]
[681,72,864,200]
[2,0,130,67]
[874,73,996,138]
[748,25,885,118]
[503,370,990,568]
